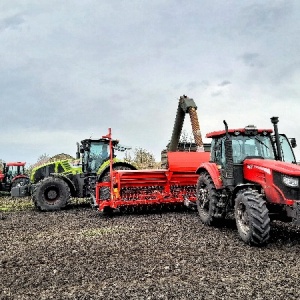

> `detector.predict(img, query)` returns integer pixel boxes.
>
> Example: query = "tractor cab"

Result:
[5,162,27,181]
[209,127,275,163]
[208,126,274,186]
[207,121,297,186]
[209,126,296,165]
[80,136,131,175]
[80,139,113,174]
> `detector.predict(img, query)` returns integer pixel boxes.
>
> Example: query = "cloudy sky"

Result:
[1,0,300,165]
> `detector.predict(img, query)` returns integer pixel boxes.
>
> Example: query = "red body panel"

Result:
[197,162,223,189]
[167,152,210,172]
[244,159,300,204]
[244,159,300,177]
[6,162,26,167]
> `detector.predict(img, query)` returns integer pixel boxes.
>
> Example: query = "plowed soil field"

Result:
[1,198,300,300]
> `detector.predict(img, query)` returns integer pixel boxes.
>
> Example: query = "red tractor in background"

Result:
[196,117,300,246]
[0,162,29,193]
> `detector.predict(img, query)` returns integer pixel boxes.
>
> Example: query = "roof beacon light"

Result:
[244,125,258,135]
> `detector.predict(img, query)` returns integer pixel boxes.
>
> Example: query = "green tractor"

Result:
[11,135,136,211]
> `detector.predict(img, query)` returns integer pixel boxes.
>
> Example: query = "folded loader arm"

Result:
[168,95,204,151]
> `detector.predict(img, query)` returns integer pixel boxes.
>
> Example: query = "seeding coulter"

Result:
[95,129,210,213]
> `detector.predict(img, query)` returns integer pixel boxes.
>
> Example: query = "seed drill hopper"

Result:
[95,128,210,213]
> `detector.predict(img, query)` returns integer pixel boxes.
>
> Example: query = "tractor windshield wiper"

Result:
[255,137,269,149]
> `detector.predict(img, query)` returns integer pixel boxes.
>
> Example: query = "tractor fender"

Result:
[97,161,137,181]
[11,175,30,185]
[196,162,223,189]
[96,158,132,175]
[229,183,262,208]
[232,183,261,199]
[48,173,77,196]
[12,174,29,181]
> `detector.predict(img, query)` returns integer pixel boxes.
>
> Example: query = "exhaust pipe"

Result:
[270,117,282,161]
[223,120,234,188]
[76,142,80,159]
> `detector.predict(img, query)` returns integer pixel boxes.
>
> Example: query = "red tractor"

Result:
[0,162,29,193]
[196,117,300,246]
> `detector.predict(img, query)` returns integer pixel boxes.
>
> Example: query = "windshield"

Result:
[7,165,25,177]
[232,135,275,163]
[88,142,109,173]
[279,134,296,163]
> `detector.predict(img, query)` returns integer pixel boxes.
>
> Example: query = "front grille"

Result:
[273,171,300,200]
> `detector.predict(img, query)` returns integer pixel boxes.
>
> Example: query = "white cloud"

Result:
[1,0,300,164]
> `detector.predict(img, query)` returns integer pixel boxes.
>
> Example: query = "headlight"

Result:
[282,175,299,188]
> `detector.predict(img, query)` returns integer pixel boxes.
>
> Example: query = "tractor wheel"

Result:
[234,189,270,246]
[32,177,70,211]
[196,172,223,226]
[11,177,30,188]
[99,165,134,200]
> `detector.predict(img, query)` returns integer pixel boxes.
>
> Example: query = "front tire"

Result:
[196,172,222,226]
[32,177,71,211]
[235,189,270,246]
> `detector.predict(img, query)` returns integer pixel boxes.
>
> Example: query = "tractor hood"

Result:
[243,158,300,176]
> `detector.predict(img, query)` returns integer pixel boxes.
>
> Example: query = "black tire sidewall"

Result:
[234,189,270,246]
[196,173,216,225]
[34,178,69,211]
[235,193,253,243]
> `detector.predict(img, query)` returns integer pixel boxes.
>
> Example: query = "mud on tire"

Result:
[235,189,270,246]
[32,177,71,211]
[196,172,224,226]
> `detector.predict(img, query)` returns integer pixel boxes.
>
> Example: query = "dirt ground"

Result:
[1,199,300,300]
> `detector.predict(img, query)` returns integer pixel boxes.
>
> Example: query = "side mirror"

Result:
[290,138,297,148]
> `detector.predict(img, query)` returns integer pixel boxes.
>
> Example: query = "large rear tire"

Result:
[196,172,223,226]
[32,177,70,211]
[235,189,270,246]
